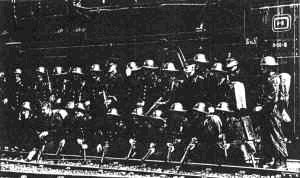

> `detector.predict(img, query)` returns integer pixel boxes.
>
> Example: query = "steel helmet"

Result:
[72,66,83,75]
[127,61,141,72]
[107,108,120,117]
[216,101,233,113]
[143,59,158,69]
[75,102,85,111]
[211,62,226,73]
[14,68,22,74]
[161,62,179,72]
[192,102,207,114]
[193,53,209,63]
[260,56,279,66]
[150,109,165,120]
[169,102,186,112]
[36,66,46,74]
[90,64,102,72]
[22,101,31,111]
[53,66,66,75]
[131,106,144,116]
[65,101,75,110]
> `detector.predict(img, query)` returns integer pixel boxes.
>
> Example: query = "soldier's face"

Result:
[21,110,30,119]
[169,111,185,120]
[214,72,224,80]
[195,64,207,72]
[37,74,43,82]
[261,66,275,74]
[73,74,81,81]
[41,106,51,116]
[75,110,84,117]
[15,75,21,82]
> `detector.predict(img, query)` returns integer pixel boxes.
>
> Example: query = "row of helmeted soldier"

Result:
[0,53,291,169]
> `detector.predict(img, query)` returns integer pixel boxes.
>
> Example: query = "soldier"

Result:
[202,106,224,163]
[140,109,167,161]
[52,66,67,106]
[87,64,106,123]
[103,61,124,108]
[124,61,143,112]
[187,102,208,162]
[254,56,290,169]
[225,58,248,111]
[0,71,8,105]
[184,53,210,107]
[88,64,103,101]
[140,59,160,112]
[166,102,188,161]
[14,68,27,109]
[103,108,129,158]
[207,62,229,105]
[126,103,145,158]
[16,101,37,150]
[159,62,182,106]
[66,66,88,102]
[32,66,52,103]
[216,101,255,165]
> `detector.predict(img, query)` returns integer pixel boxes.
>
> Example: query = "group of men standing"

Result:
[0,53,291,169]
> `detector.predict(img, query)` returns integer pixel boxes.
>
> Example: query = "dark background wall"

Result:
[0,0,299,158]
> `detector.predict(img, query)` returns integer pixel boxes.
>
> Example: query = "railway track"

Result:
[0,148,299,177]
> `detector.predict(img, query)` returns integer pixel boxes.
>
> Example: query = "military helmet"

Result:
[36,66,46,74]
[14,68,22,74]
[22,101,31,111]
[192,102,207,114]
[169,102,186,112]
[150,109,165,120]
[193,53,209,63]
[143,59,158,69]
[260,56,279,66]
[90,64,102,72]
[131,106,144,117]
[75,102,85,111]
[216,101,233,113]
[107,108,120,117]
[211,62,226,73]
[65,101,75,110]
[226,58,239,68]
[126,61,141,72]
[161,62,179,72]
[72,66,83,75]
[53,66,66,75]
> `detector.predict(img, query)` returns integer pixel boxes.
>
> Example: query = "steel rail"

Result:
[1,150,299,175]
[0,159,207,178]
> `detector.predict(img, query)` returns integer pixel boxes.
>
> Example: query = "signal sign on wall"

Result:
[272,14,291,32]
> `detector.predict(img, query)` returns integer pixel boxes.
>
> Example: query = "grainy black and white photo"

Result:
[0,0,299,177]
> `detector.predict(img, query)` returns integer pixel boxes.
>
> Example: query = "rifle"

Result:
[45,69,53,94]
[141,142,156,161]
[126,138,137,159]
[144,97,165,116]
[166,142,175,162]
[102,90,108,109]
[177,137,197,171]
[100,141,109,164]
[221,134,228,159]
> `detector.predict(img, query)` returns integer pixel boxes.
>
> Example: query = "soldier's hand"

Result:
[253,105,263,112]
[39,131,49,139]
[104,99,112,106]
[59,139,66,147]
[96,144,102,153]
[2,98,8,104]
